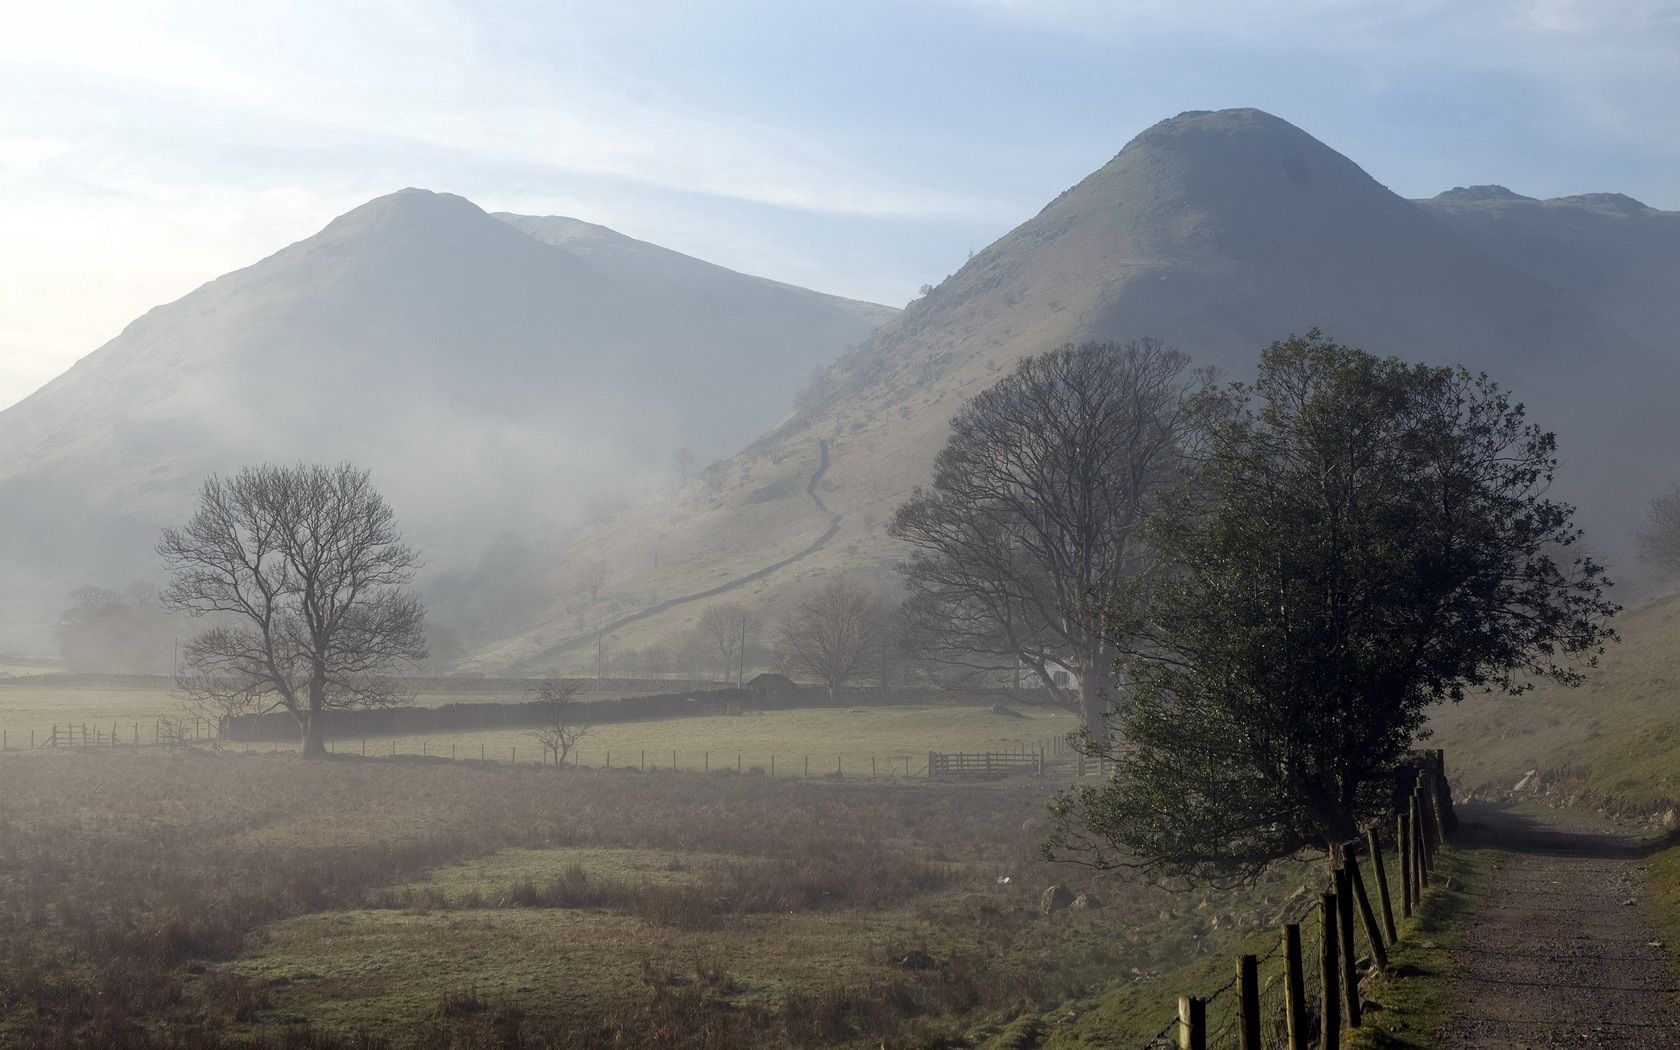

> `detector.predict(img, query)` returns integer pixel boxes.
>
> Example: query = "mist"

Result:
[5,7,1680,1049]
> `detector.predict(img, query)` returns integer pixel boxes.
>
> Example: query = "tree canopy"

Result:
[159,462,426,756]
[891,339,1203,739]
[775,577,891,702]
[1048,332,1617,883]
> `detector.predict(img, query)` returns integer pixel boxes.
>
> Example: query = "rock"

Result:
[1513,769,1539,793]
[1041,884,1076,913]
[1071,892,1104,910]
[897,951,938,970]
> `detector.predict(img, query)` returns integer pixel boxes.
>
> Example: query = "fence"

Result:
[4,718,220,750]
[0,722,1088,784]
[928,749,1043,779]
[1136,751,1454,1050]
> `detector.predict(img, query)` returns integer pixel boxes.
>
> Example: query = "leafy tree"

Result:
[775,578,891,703]
[1049,333,1617,882]
[1636,484,1680,575]
[158,463,426,757]
[891,339,1203,740]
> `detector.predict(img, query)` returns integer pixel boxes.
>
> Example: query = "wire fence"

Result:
[0,719,1093,785]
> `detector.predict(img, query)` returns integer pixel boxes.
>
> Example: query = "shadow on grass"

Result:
[1348,806,1504,1049]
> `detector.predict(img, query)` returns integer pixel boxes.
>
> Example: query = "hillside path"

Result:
[523,440,840,666]
[1435,805,1680,1047]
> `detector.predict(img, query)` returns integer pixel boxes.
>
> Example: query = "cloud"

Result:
[0,0,1009,222]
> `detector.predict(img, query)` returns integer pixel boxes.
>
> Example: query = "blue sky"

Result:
[2,0,1677,409]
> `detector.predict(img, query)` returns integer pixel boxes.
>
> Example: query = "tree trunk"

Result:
[302,675,328,758]
[1079,655,1114,747]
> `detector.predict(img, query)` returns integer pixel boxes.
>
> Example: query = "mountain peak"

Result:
[1549,191,1652,214]
[1433,185,1535,203]
[312,188,498,245]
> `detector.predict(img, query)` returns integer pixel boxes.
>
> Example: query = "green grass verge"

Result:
[1642,833,1680,954]
[1346,843,1499,1049]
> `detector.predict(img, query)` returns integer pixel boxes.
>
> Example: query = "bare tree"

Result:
[698,603,749,684]
[580,559,608,602]
[775,578,891,703]
[1637,484,1680,575]
[890,340,1203,741]
[529,679,589,765]
[158,463,426,757]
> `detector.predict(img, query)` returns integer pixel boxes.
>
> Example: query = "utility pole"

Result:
[737,616,747,688]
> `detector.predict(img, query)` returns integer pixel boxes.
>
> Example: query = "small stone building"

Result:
[747,672,799,709]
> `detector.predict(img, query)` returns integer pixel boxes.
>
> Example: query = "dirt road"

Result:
[1435,805,1680,1047]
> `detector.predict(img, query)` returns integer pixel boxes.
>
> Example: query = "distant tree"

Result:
[1636,484,1680,575]
[158,463,426,757]
[891,339,1203,741]
[55,583,176,674]
[698,603,749,684]
[579,559,608,602]
[1048,333,1618,882]
[643,643,672,678]
[528,679,589,765]
[672,447,699,484]
[775,578,891,703]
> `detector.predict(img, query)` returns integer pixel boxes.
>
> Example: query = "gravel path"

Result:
[1435,805,1680,1047]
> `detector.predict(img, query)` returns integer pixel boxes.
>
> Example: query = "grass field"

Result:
[0,679,1074,782]
[0,745,1311,1048]
[1428,587,1680,818]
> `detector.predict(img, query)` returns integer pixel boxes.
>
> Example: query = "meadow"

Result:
[0,737,1311,1049]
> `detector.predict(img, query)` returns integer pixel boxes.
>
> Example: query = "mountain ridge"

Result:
[470,107,1680,672]
[0,189,894,654]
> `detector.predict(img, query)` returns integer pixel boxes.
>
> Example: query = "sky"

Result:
[2,0,1677,411]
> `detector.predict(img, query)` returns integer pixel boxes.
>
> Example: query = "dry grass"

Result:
[0,750,1304,1048]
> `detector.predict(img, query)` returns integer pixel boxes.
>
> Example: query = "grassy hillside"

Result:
[482,107,1680,671]
[1430,587,1680,818]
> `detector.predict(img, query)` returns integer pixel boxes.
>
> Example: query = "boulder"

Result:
[1513,769,1539,793]
[897,951,938,970]
[1041,884,1076,913]
[1071,892,1104,910]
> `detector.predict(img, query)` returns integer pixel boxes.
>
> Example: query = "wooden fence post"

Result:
[1283,923,1308,1050]
[1412,791,1430,890]
[1178,995,1206,1050]
[1320,891,1341,1050]
[1237,953,1261,1050]
[1367,825,1398,943]
[1334,865,1360,1028]
[1345,844,1389,972]
[1399,811,1414,918]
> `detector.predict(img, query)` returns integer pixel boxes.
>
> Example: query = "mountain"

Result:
[1417,185,1680,355]
[471,108,1680,672]
[0,190,894,653]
